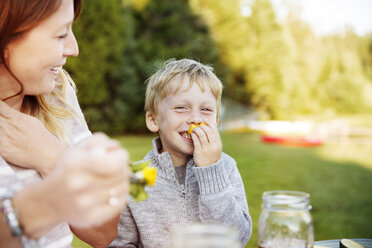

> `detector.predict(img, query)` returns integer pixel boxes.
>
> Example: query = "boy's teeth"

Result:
[182,132,191,139]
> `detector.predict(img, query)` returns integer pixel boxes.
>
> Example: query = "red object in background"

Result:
[261,135,323,147]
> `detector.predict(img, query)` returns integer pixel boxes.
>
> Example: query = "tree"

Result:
[66,0,225,133]
[134,0,227,85]
[65,0,147,133]
[118,0,228,132]
[191,0,372,119]
[191,0,288,118]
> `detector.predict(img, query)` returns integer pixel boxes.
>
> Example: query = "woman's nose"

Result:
[63,31,79,57]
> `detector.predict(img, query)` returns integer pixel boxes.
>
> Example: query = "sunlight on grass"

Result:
[317,142,372,170]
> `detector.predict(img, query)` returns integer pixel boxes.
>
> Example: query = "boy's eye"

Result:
[175,106,187,110]
[202,108,213,112]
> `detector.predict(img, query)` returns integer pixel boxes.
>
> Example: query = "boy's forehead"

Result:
[162,84,216,104]
[156,73,219,105]
[166,75,207,94]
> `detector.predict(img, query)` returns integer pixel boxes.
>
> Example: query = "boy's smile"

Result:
[146,77,218,166]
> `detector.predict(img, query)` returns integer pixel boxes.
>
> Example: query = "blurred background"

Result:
[68,0,372,247]
[66,0,372,134]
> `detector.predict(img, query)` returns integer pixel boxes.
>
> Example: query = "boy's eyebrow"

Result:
[170,98,216,106]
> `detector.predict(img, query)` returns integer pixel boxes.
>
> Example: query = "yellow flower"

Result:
[143,167,157,186]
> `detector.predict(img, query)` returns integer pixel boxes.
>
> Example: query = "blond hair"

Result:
[145,58,223,119]
[22,69,80,146]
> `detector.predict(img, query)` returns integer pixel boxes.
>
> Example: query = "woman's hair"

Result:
[145,58,224,119]
[0,0,83,145]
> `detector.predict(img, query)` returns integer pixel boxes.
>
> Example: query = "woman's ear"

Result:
[146,111,159,133]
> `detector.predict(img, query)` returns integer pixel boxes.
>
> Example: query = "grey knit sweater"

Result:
[109,138,252,248]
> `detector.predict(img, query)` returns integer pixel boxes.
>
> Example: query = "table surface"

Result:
[314,239,372,248]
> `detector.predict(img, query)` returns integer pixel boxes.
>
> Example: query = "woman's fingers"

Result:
[48,138,130,228]
[83,132,121,151]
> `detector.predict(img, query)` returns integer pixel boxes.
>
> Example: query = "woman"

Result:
[0,0,129,247]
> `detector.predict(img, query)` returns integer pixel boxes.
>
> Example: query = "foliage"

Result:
[66,0,225,134]
[125,0,227,131]
[190,0,287,117]
[190,0,372,120]
[67,0,372,133]
[65,0,130,133]
[132,0,228,98]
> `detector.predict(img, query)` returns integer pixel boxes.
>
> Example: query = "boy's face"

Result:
[146,78,218,166]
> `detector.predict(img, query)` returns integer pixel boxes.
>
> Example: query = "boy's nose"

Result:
[189,121,203,125]
[187,112,203,124]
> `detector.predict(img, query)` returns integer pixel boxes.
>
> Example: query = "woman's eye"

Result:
[57,33,68,39]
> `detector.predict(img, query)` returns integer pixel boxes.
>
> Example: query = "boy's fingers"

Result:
[192,126,209,145]
[191,132,201,150]
[207,120,221,141]
[198,123,215,144]
[203,119,219,134]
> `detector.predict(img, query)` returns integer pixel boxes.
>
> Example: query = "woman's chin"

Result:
[39,79,57,94]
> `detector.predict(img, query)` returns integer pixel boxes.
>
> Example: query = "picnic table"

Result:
[314,238,372,248]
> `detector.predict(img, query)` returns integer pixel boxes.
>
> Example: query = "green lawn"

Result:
[73,132,372,248]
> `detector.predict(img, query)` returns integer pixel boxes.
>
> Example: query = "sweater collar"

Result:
[149,137,194,174]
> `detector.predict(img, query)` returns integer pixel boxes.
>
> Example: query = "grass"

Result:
[73,132,372,248]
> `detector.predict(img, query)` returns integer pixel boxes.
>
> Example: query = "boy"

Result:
[110,59,252,248]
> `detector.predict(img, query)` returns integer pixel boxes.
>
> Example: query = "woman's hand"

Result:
[44,133,129,229]
[190,120,222,167]
[0,100,66,176]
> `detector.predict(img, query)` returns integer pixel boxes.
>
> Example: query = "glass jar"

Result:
[170,223,241,248]
[258,191,314,248]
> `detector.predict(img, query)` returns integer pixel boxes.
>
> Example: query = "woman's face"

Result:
[4,0,78,97]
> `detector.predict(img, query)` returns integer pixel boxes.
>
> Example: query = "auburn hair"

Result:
[0,0,83,144]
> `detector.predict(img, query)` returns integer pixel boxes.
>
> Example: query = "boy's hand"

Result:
[190,120,222,167]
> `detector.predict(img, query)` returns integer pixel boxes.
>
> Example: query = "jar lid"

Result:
[262,190,312,211]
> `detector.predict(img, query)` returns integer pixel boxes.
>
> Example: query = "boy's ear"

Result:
[146,111,159,133]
